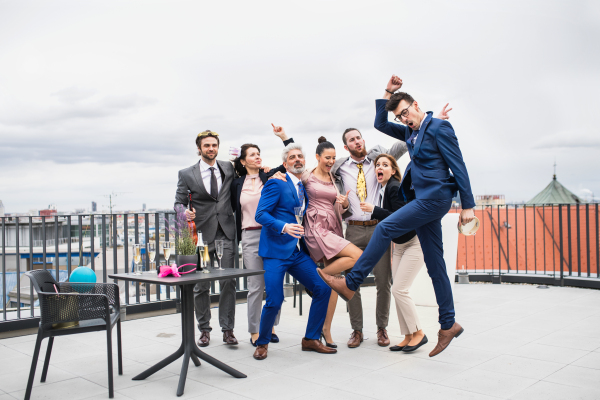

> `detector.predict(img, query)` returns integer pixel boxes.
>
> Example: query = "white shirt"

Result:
[281,172,305,248]
[378,184,386,207]
[199,159,222,194]
[337,157,379,221]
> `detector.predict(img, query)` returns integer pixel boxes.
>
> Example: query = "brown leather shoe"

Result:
[197,330,210,347]
[253,344,268,360]
[429,322,464,357]
[223,330,238,345]
[377,328,390,347]
[316,269,355,301]
[347,330,363,348]
[301,338,337,354]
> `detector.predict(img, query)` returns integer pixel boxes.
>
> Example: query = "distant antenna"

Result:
[553,159,556,180]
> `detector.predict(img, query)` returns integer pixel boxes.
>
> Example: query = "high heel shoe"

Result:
[402,335,428,352]
[320,332,337,348]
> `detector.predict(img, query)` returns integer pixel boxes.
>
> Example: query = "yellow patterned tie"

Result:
[356,163,367,202]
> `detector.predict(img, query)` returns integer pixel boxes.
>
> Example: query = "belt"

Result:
[243,226,262,231]
[347,220,379,226]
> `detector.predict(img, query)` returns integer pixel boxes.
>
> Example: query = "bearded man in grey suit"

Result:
[174,130,238,347]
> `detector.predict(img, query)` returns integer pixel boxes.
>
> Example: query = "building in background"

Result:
[476,195,506,206]
[0,200,4,217]
[92,201,97,212]
[143,203,146,211]
[526,174,582,205]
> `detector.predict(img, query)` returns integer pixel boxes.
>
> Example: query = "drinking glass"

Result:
[215,240,224,270]
[294,207,304,235]
[147,242,156,272]
[133,244,142,275]
[358,193,367,216]
[162,242,172,266]
[202,241,210,274]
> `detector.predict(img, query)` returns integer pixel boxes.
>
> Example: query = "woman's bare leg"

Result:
[321,259,338,344]
[321,243,362,276]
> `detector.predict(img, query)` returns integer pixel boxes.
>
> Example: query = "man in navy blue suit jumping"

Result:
[319,75,476,357]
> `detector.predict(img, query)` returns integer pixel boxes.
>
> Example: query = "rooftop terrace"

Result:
[1,283,599,400]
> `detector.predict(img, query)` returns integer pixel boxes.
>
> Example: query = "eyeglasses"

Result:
[197,130,219,137]
[394,102,413,123]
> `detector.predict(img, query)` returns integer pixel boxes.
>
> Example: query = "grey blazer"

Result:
[174,159,236,243]
[331,141,408,189]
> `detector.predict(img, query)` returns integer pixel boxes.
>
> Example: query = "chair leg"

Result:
[106,329,114,398]
[25,330,44,400]
[117,320,123,375]
[40,337,54,382]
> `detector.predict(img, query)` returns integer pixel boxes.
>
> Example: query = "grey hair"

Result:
[281,143,304,163]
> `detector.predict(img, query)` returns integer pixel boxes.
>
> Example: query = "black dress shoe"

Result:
[320,332,337,348]
[250,338,257,347]
[389,345,405,352]
[402,335,428,352]
[270,333,280,343]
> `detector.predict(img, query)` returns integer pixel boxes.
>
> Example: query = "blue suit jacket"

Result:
[374,99,476,209]
[255,173,309,260]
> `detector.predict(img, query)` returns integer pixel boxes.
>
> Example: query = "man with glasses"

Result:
[318,75,475,357]
[175,130,238,347]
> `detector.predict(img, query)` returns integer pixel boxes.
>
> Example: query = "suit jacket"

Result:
[255,172,309,260]
[331,141,408,217]
[174,159,236,243]
[230,138,294,241]
[370,177,417,244]
[374,99,476,209]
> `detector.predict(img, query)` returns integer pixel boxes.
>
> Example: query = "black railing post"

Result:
[102,214,107,283]
[29,216,34,317]
[134,213,140,303]
[90,215,95,271]
[1,217,5,321]
[54,215,59,282]
[515,204,519,274]
[559,205,564,286]
[113,214,118,283]
[67,216,72,276]
[155,212,164,300]
[586,204,590,277]
[577,204,581,277]
[533,205,537,274]
[145,213,151,302]
[124,214,129,305]
[567,204,572,276]
[524,205,528,273]
[42,217,47,270]
[15,217,21,319]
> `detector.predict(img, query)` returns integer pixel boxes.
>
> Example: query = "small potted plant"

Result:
[167,205,197,273]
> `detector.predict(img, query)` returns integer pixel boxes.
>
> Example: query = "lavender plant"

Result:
[166,205,197,256]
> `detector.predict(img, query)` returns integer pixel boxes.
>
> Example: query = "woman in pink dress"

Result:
[301,136,363,347]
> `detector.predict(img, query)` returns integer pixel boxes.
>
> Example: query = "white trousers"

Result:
[391,235,425,335]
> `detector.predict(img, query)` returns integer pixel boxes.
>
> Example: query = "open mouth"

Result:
[407,121,414,128]
[377,172,384,179]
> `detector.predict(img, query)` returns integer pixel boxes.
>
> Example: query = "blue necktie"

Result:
[408,130,419,148]
[297,182,306,206]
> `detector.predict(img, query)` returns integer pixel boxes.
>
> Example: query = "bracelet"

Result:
[385,89,395,95]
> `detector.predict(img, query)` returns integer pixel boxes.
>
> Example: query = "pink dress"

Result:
[303,173,351,262]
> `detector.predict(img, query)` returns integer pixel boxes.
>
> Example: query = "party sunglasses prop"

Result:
[158,264,197,278]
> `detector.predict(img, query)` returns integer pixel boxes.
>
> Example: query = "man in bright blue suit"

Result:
[252,142,336,360]
[319,75,476,358]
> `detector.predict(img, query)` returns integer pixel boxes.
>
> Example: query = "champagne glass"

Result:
[358,193,367,217]
[133,244,142,275]
[147,242,156,273]
[294,207,304,235]
[202,241,210,274]
[215,240,224,270]
[162,242,172,267]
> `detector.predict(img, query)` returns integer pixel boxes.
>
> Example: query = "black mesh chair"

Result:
[24,269,123,400]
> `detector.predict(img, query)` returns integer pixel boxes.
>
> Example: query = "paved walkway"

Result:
[1,283,600,399]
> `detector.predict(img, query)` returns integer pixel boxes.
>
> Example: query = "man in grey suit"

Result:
[331,128,408,348]
[175,130,238,347]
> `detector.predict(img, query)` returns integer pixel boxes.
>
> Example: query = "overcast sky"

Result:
[1,0,599,213]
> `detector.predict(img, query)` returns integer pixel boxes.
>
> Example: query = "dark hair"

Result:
[342,128,361,145]
[316,136,335,156]
[385,92,415,113]
[233,143,260,176]
[374,153,402,182]
[195,132,220,148]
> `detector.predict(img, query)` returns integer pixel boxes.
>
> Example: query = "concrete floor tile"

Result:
[477,354,565,380]
[9,377,108,400]
[571,351,600,370]
[397,383,503,400]
[186,361,274,389]
[544,365,600,390]
[227,374,326,400]
[295,386,377,400]
[81,364,173,390]
[0,363,77,393]
[509,380,600,400]
[331,370,430,400]
[192,390,252,400]
[535,331,600,352]
[505,342,588,364]
[439,368,537,398]
[380,357,469,383]
[412,344,501,367]
[117,375,219,399]
[280,358,372,386]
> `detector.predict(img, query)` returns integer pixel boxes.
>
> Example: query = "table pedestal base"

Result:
[132,283,246,396]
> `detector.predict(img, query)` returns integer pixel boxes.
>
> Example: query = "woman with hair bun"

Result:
[300,135,363,347]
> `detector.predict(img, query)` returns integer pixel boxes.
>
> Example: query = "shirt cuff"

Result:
[281,223,287,234]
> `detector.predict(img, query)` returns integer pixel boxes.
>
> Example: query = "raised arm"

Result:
[375,75,409,141]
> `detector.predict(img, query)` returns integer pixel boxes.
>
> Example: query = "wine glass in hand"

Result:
[294,207,304,227]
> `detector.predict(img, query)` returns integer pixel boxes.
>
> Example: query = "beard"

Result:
[349,147,367,159]
[288,164,306,174]
[201,151,217,161]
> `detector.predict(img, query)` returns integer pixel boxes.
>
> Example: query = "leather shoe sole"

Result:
[389,345,405,352]
[402,335,428,352]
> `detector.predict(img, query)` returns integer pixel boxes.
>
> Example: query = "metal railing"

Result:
[451,203,600,287]
[0,212,260,331]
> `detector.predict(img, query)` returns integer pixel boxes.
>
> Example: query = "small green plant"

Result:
[166,205,196,256]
